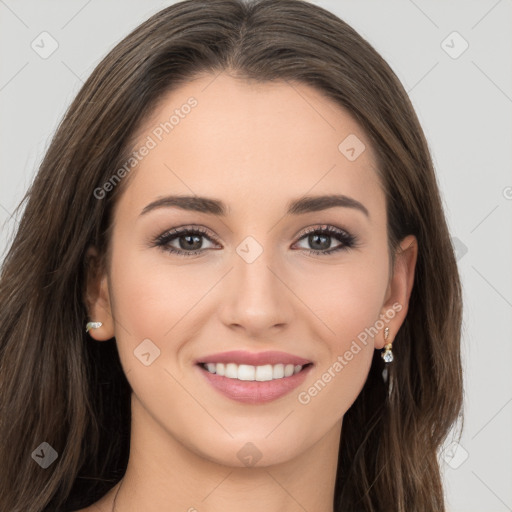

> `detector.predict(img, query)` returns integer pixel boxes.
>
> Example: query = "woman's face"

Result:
[89,72,416,467]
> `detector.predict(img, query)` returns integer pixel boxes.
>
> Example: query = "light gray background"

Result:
[1,1,511,510]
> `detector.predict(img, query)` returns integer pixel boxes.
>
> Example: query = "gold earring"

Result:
[86,321,103,333]
[381,327,393,363]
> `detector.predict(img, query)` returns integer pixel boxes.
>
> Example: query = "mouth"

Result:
[194,349,314,404]
[197,361,314,381]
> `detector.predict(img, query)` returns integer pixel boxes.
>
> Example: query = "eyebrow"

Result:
[139,194,369,218]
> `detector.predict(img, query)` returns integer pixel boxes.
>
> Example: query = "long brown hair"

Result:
[0,1,463,510]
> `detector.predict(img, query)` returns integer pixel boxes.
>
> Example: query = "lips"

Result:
[195,350,314,404]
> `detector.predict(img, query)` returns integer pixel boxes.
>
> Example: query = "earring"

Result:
[381,327,393,386]
[381,327,393,363]
[86,321,103,333]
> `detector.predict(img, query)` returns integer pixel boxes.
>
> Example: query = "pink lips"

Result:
[195,350,314,404]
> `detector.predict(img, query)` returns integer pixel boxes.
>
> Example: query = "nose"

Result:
[217,241,295,337]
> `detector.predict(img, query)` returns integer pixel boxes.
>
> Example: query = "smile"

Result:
[194,349,314,404]
[200,362,311,381]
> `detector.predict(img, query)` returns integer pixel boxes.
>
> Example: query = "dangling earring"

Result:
[86,321,103,333]
[381,327,394,386]
[381,327,393,363]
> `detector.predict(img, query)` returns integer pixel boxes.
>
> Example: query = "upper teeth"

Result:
[203,362,305,381]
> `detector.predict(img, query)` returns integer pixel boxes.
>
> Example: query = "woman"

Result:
[0,0,463,510]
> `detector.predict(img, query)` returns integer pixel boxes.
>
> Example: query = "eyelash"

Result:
[152,224,358,258]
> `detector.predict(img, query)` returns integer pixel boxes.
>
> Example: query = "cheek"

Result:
[291,255,387,416]
[107,244,225,398]
[295,250,389,345]
[107,248,204,426]
[109,246,206,340]
[295,280,379,426]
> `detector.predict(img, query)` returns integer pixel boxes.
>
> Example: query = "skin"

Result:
[81,72,417,512]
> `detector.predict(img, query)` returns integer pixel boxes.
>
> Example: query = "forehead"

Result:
[120,72,383,218]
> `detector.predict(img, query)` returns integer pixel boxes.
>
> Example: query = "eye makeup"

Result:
[150,223,359,258]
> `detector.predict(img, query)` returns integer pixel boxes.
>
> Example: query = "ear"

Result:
[84,246,115,341]
[375,234,418,349]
